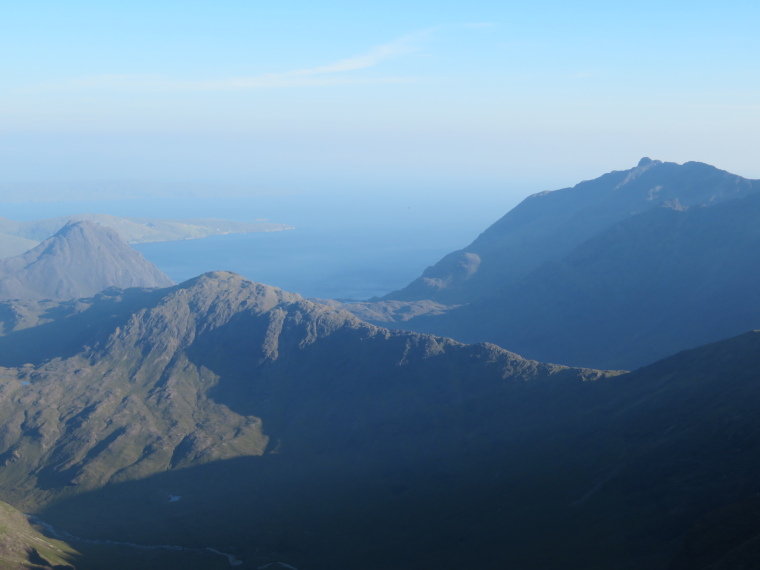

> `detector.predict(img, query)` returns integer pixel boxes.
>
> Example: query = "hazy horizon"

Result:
[3,1,760,298]
[2,1,759,206]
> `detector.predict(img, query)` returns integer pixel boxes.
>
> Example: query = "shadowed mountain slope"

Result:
[0,271,604,512]
[0,272,759,568]
[0,280,760,570]
[385,158,760,305]
[0,221,174,302]
[391,190,760,369]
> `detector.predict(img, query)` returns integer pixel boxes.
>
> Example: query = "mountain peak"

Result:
[384,159,758,305]
[0,219,174,301]
[58,218,102,233]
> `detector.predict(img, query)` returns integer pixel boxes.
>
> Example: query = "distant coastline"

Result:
[0,213,294,258]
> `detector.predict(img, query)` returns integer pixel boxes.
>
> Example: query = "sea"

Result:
[1,191,521,300]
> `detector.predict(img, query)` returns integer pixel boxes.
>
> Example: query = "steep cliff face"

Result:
[0,221,174,301]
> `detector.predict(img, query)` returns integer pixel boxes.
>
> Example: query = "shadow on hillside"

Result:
[39,330,760,570]
[35,444,614,570]
[0,287,169,367]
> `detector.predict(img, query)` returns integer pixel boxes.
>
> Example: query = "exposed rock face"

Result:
[0,221,174,302]
[386,159,760,304]
[0,271,603,509]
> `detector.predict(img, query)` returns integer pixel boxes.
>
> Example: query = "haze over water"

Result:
[3,1,759,296]
[0,189,521,299]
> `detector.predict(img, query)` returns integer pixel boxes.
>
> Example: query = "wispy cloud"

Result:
[29,32,428,93]
[569,72,596,79]
[463,22,497,29]
[295,34,420,75]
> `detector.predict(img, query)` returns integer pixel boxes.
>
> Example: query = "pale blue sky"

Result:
[1,0,759,199]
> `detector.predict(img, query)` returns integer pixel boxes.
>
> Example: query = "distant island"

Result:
[0,213,294,258]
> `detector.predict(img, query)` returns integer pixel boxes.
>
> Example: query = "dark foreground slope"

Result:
[386,158,760,305]
[0,221,174,302]
[0,272,606,567]
[1,273,759,569]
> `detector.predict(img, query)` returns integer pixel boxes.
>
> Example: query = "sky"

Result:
[1,0,759,203]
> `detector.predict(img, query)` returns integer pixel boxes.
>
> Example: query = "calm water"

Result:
[135,226,461,300]
[1,192,520,300]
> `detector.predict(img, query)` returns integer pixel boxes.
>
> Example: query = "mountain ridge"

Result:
[385,189,760,369]
[0,271,758,568]
[385,158,760,304]
[0,271,605,511]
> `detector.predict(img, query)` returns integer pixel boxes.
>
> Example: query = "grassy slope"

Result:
[0,501,77,570]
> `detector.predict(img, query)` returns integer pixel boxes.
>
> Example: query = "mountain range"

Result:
[0,271,606,568]
[0,269,756,568]
[385,158,760,305]
[342,158,760,369]
[0,158,759,569]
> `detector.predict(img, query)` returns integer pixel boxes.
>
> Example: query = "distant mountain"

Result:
[0,233,38,259]
[0,272,759,568]
[0,214,293,258]
[385,158,760,304]
[390,190,760,369]
[355,159,760,369]
[0,221,174,301]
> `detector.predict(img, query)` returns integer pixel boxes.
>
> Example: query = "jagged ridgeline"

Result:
[0,272,760,568]
[0,272,608,568]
